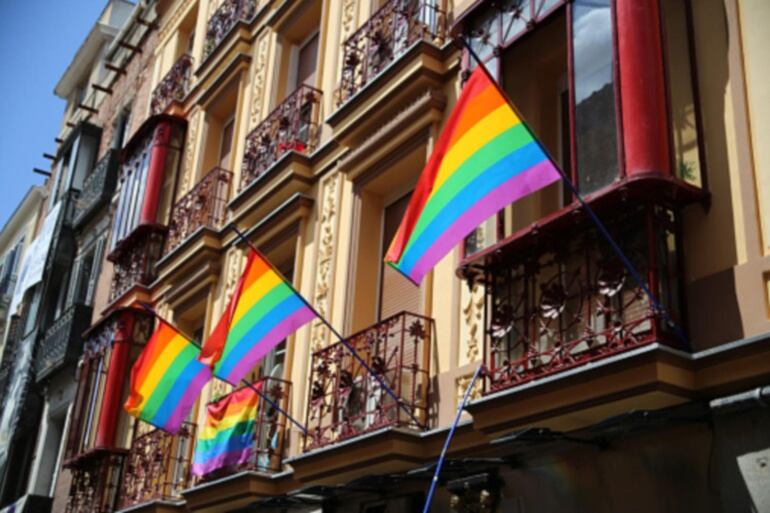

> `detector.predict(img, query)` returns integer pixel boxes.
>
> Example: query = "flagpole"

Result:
[456,36,688,347]
[421,364,483,513]
[227,224,425,429]
[137,302,309,436]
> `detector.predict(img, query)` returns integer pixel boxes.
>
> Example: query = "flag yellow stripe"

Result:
[133,332,190,412]
[430,104,520,197]
[231,269,283,326]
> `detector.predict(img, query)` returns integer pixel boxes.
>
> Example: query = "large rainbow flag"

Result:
[192,384,261,476]
[385,66,562,284]
[200,249,316,384]
[124,320,211,433]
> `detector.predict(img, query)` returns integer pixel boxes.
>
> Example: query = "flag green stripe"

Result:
[218,282,294,366]
[400,123,532,260]
[141,347,198,421]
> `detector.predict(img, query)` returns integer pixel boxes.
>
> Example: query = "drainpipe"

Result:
[709,386,770,414]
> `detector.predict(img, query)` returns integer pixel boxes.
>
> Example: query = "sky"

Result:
[0,0,108,230]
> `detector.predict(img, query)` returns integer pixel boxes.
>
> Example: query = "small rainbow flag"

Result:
[385,66,562,284]
[124,320,211,434]
[191,384,261,476]
[200,249,316,383]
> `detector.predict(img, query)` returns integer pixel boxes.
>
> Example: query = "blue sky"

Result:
[0,0,107,229]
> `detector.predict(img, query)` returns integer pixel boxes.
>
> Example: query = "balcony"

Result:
[65,449,127,513]
[151,54,193,116]
[35,303,93,382]
[239,85,323,193]
[464,204,684,394]
[165,167,232,253]
[335,0,447,108]
[108,226,166,303]
[202,0,256,62]
[73,150,119,228]
[304,311,432,451]
[117,422,196,509]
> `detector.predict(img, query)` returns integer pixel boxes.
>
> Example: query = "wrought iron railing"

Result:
[240,84,323,192]
[73,150,119,228]
[65,449,127,513]
[336,0,447,106]
[108,227,166,302]
[200,377,291,480]
[165,166,232,252]
[117,422,196,508]
[202,0,256,61]
[483,204,683,393]
[35,303,93,381]
[151,53,193,115]
[304,311,432,451]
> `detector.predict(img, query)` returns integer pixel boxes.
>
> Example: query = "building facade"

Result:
[2,0,770,512]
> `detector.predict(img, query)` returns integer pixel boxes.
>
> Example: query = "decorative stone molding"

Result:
[158,0,197,45]
[456,373,482,406]
[180,109,202,195]
[310,173,340,352]
[224,248,244,302]
[461,278,484,364]
[249,33,270,128]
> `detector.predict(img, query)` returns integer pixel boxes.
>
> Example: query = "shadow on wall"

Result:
[682,0,743,350]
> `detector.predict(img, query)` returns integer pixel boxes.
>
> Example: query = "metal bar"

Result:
[119,41,142,53]
[105,62,127,75]
[458,36,688,348]
[228,223,424,428]
[43,153,56,160]
[78,103,99,115]
[33,168,52,177]
[421,364,482,513]
[92,84,114,94]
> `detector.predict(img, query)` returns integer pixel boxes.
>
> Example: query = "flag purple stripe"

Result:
[163,366,212,433]
[225,306,316,383]
[408,161,560,283]
[192,447,253,476]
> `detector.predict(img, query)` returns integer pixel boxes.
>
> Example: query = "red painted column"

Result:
[616,0,671,177]
[95,311,134,448]
[139,120,171,225]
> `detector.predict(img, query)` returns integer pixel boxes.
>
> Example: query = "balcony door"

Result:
[218,116,235,170]
[379,194,419,321]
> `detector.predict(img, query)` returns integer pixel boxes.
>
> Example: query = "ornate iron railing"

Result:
[304,311,432,451]
[200,377,291,480]
[108,227,166,302]
[483,204,683,393]
[117,422,196,508]
[35,303,93,382]
[165,166,232,252]
[151,54,193,115]
[202,0,256,61]
[65,449,127,513]
[240,84,323,191]
[336,0,447,106]
[73,150,119,228]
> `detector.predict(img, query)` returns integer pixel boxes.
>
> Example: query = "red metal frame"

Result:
[481,203,683,393]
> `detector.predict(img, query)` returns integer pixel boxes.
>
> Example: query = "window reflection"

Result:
[573,0,619,194]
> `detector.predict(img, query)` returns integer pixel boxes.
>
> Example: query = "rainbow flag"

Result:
[200,249,316,383]
[192,384,261,476]
[385,66,562,284]
[124,320,211,433]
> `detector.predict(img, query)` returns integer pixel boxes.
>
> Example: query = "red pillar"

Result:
[139,120,171,225]
[616,0,671,177]
[94,311,134,448]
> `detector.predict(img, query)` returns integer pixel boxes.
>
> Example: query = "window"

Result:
[218,116,235,170]
[112,107,132,150]
[67,236,106,308]
[379,194,420,320]
[294,32,319,90]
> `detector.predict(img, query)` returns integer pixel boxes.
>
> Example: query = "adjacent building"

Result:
[1,0,769,512]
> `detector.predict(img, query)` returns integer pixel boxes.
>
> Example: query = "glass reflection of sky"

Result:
[573,0,613,104]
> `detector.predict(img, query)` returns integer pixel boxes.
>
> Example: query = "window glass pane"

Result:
[573,0,619,194]
[501,0,530,44]
[661,0,702,187]
[296,32,319,88]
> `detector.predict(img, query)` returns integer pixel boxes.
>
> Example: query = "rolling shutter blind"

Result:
[379,194,420,320]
